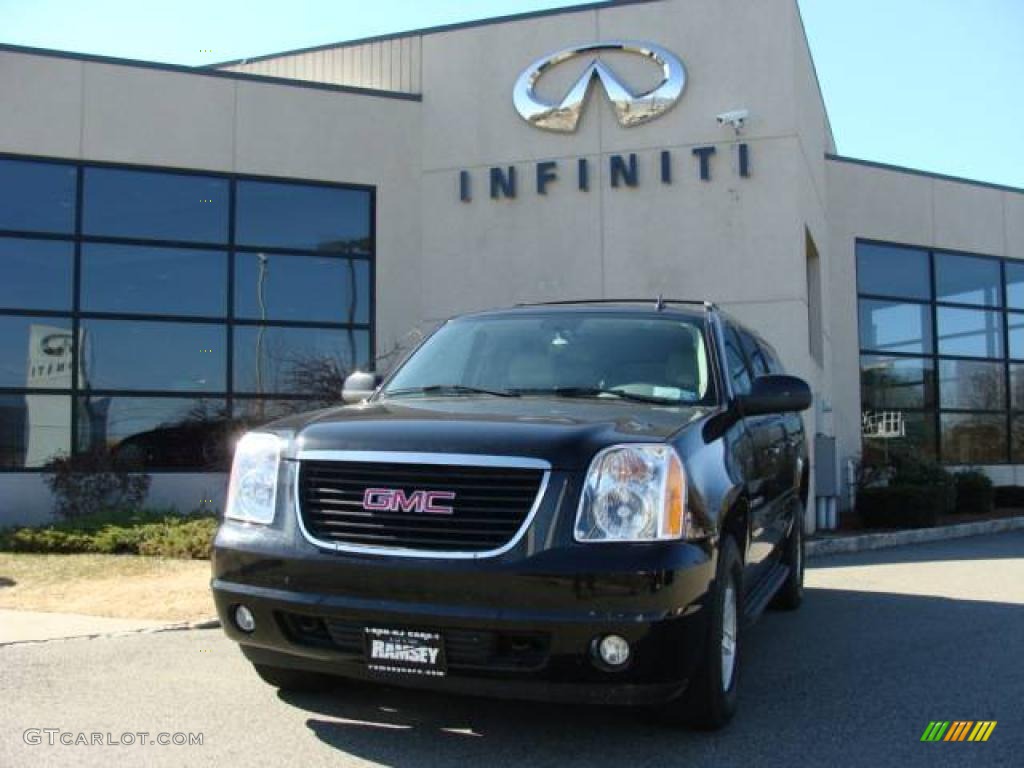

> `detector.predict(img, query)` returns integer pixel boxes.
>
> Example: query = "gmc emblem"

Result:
[362,488,456,516]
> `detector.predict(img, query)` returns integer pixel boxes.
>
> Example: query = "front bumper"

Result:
[212,523,716,706]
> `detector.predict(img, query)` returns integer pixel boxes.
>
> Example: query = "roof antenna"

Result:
[655,294,666,311]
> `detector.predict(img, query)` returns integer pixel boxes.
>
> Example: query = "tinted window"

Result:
[76,396,230,470]
[935,253,1001,307]
[81,244,227,317]
[936,307,1003,359]
[234,253,369,324]
[80,320,225,392]
[1006,263,1024,310]
[0,393,71,468]
[722,325,752,396]
[0,159,76,234]
[233,398,325,428]
[83,168,228,243]
[233,326,370,395]
[0,238,73,311]
[856,243,930,300]
[236,181,371,252]
[940,413,1006,464]
[1,317,74,389]
[858,300,932,355]
[1007,313,1024,359]
[938,359,1005,410]
[739,331,770,377]
[860,355,935,410]
[863,411,937,462]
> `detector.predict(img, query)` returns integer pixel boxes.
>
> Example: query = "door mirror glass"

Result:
[342,371,380,404]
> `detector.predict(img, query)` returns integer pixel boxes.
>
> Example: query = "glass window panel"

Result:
[940,413,1007,464]
[236,182,371,253]
[82,167,228,243]
[1010,364,1024,410]
[1012,416,1024,462]
[233,326,370,395]
[0,317,74,389]
[81,244,227,317]
[1006,263,1024,310]
[935,252,1001,307]
[860,355,934,410]
[80,320,225,392]
[861,411,936,462]
[0,159,76,234]
[1007,313,1024,359]
[76,396,230,470]
[232,398,326,429]
[858,299,932,354]
[234,253,369,324]
[0,238,73,311]
[936,307,1003,359]
[721,325,752,395]
[856,243,930,300]
[0,394,71,468]
[938,359,1005,410]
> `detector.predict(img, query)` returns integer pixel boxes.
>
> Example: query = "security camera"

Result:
[716,109,749,133]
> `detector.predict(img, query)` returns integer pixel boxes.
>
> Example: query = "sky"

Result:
[1,0,1022,189]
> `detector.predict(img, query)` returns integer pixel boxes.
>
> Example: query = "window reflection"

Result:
[934,253,1001,307]
[856,244,930,300]
[80,320,225,392]
[0,159,76,234]
[940,413,1006,464]
[858,300,932,355]
[938,359,1005,410]
[232,398,330,428]
[0,238,73,311]
[233,327,369,396]
[0,394,71,468]
[0,317,75,389]
[81,244,227,317]
[83,168,229,244]
[236,181,371,252]
[862,411,936,462]
[936,307,1003,359]
[860,355,934,410]
[234,253,369,324]
[76,396,231,470]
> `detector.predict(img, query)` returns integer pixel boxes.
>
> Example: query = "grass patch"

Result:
[0,508,218,560]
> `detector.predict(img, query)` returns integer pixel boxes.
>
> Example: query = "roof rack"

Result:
[515,298,716,312]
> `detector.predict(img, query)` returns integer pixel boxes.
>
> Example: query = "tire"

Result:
[251,663,337,693]
[771,506,804,611]
[659,535,743,730]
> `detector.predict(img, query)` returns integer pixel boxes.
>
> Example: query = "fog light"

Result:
[234,605,256,633]
[597,634,630,667]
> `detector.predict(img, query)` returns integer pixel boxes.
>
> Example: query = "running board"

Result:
[743,562,790,625]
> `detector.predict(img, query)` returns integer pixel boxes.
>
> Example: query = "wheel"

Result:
[771,506,804,611]
[658,535,743,730]
[251,663,337,693]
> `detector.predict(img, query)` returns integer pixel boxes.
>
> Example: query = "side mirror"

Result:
[342,371,381,404]
[736,375,812,416]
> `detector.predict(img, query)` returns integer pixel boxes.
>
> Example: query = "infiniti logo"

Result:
[513,41,686,133]
[362,488,456,516]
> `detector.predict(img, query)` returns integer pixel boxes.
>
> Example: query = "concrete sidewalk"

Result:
[0,608,173,645]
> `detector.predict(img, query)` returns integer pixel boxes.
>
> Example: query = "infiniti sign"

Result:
[513,41,686,133]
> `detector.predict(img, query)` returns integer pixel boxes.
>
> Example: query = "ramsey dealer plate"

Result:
[365,627,447,677]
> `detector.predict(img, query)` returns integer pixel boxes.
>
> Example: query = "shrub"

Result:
[856,485,947,529]
[993,485,1024,509]
[0,508,217,560]
[43,451,151,520]
[953,470,994,515]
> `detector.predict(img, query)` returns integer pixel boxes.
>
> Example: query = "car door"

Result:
[721,322,775,584]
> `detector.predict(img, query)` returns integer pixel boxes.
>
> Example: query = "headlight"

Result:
[574,444,693,543]
[225,432,282,525]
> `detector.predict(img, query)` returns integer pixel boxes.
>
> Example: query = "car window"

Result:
[722,324,753,396]
[760,341,785,375]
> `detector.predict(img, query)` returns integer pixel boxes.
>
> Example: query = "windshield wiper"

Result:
[511,387,679,405]
[384,384,520,398]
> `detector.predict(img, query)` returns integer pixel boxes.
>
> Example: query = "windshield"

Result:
[382,312,716,406]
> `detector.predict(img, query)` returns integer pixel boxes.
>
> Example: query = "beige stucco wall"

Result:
[825,157,1024,493]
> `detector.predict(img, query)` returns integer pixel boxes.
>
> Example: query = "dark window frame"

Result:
[856,238,1017,465]
[0,152,376,473]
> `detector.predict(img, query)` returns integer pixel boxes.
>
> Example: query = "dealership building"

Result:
[1,0,1022,526]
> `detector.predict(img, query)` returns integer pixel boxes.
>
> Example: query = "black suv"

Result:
[212,301,811,729]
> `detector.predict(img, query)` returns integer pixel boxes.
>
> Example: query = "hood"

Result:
[273,397,711,470]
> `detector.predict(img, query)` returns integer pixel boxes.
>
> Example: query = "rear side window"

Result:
[722,324,753,395]
[739,331,771,377]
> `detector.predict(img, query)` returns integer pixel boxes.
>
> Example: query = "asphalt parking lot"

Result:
[1,531,1021,767]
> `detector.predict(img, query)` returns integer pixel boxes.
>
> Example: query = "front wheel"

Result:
[771,507,804,611]
[658,535,743,729]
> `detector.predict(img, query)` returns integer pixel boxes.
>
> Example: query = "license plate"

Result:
[364,627,447,677]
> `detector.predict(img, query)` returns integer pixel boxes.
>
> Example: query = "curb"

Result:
[0,616,221,648]
[806,515,1024,559]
